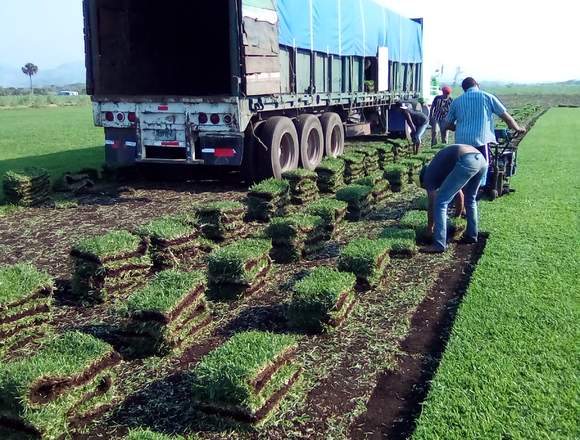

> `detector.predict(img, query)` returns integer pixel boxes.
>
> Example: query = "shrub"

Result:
[337,238,391,285]
[191,330,300,422]
[288,266,357,332]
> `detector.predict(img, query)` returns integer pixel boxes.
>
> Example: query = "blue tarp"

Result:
[277,0,423,63]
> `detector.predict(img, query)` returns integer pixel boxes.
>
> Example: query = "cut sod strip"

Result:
[400,210,466,243]
[337,238,391,286]
[191,330,301,423]
[265,214,326,263]
[0,263,54,357]
[282,169,320,205]
[246,179,290,222]
[411,194,429,211]
[352,171,391,204]
[2,167,51,207]
[136,216,200,269]
[120,270,210,356]
[411,152,434,165]
[336,184,373,221]
[315,157,345,193]
[341,152,366,183]
[194,200,245,241]
[305,198,348,239]
[379,227,418,257]
[351,146,380,175]
[384,164,409,192]
[288,266,357,332]
[125,428,186,440]
[71,230,152,302]
[400,158,424,185]
[207,238,272,299]
[0,331,121,439]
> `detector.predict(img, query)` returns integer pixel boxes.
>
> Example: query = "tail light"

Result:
[198,113,208,124]
[210,114,220,125]
[105,112,114,122]
[128,112,137,123]
[223,114,232,125]
[116,112,125,122]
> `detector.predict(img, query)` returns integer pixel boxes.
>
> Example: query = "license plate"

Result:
[155,129,176,141]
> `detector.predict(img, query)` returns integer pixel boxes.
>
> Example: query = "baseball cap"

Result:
[442,86,452,95]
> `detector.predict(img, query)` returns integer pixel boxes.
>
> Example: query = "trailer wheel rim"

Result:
[279,132,295,171]
[306,129,321,162]
[330,124,342,155]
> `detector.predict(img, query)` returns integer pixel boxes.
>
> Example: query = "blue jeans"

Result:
[412,122,428,145]
[475,145,490,187]
[433,153,488,250]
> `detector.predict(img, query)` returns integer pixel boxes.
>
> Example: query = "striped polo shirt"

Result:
[445,86,507,146]
[430,95,453,121]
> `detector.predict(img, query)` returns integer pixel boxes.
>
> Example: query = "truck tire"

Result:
[320,112,344,158]
[294,114,324,170]
[257,116,300,179]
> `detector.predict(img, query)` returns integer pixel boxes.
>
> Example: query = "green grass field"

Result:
[0,106,103,189]
[413,108,580,439]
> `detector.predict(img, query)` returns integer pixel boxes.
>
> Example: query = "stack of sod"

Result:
[125,429,185,440]
[449,216,468,241]
[400,158,424,185]
[0,263,54,357]
[191,330,300,423]
[379,227,418,257]
[305,198,348,239]
[315,157,345,193]
[282,169,319,204]
[136,216,199,269]
[287,266,357,332]
[411,152,434,165]
[194,200,245,241]
[387,139,411,161]
[352,172,391,204]
[400,210,468,243]
[207,238,271,299]
[341,152,366,183]
[0,331,121,439]
[121,270,210,356]
[370,143,395,169]
[2,168,51,207]
[335,184,373,220]
[71,230,152,302]
[246,179,290,222]
[412,194,429,211]
[383,164,409,192]
[264,214,326,263]
[337,238,391,286]
[352,146,380,175]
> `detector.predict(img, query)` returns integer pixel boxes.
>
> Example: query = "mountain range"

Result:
[0,61,86,88]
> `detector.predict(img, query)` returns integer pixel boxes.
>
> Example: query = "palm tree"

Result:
[21,63,39,95]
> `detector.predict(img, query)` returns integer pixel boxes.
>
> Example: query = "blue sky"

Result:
[1,0,579,83]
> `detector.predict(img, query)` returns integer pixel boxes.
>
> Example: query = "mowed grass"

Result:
[413,108,580,439]
[0,106,104,192]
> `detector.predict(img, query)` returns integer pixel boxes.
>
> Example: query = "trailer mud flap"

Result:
[104,128,138,167]
[200,135,244,166]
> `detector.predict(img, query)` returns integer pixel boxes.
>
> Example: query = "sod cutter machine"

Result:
[485,128,520,200]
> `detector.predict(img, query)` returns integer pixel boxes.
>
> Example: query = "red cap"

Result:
[442,86,452,95]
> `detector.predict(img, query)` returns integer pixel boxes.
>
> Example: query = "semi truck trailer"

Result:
[83,0,424,181]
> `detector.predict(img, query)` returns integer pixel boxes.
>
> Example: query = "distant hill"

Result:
[0,62,86,87]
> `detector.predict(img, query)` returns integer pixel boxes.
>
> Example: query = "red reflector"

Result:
[214,148,235,158]
[161,141,180,146]
[128,112,137,122]
[158,105,169,111]
[105,112,114,121]
[210,113,220,124]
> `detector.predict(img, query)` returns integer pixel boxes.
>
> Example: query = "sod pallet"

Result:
[2,168,51,207]
[246,179,290,222]
[351,146,380,175]
[71,230,152,302]
[335,184,373,221]
[352,172,391,204]
[337,238,391,286]
[121,270,210,356]
[0,331,121,439]
[315,157,345,193]
[366,143,395,169]
[400,158,424,185]
[383,164,409,192]
[264,214,326,263]
[379,227,418,257]
[125,429,185,440]
[288,266,357,332]
[0,263,54,358]
[387,139,411,161]
[191,330,300,423]
[305,198,348,239]
[194,201,245,241]
[341,152,366,183]
[136,216,200,269]
[207,238,271,299]
[282,169,319,205]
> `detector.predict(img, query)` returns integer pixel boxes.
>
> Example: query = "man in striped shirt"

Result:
[444,77,525,186]
[429,86,453,146]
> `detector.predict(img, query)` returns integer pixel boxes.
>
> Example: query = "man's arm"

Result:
[499,112,526,135]
[404,112,416,133]
[453,190,465,217]
[427,190,437,237]
[443,101,457,131]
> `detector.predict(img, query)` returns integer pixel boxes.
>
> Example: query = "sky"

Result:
[0,0,579,83]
